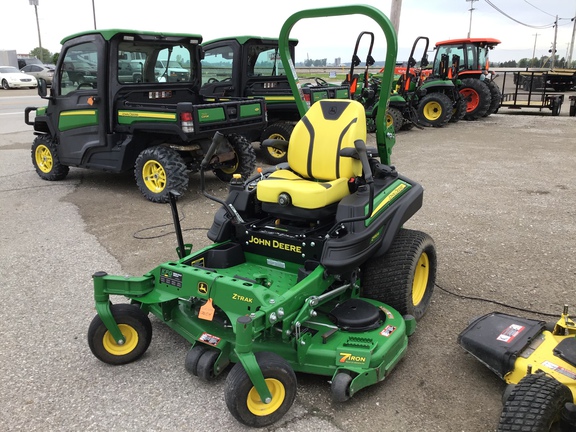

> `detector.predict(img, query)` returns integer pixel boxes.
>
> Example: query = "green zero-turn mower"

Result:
[87,5,437,427]
[459,307,576,431]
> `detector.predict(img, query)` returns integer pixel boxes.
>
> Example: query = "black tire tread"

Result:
[460,78,491,120]
[417,92,453,127]
[213,134,256,182]
[31,135,70,181]
[259,122,293,165]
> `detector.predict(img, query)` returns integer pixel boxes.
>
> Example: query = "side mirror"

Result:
[37,78,48,98]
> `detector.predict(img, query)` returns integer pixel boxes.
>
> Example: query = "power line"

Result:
[484,0,555,29]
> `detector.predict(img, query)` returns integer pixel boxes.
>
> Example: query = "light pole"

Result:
[92,0,97,29]
[29,0,43,62]
[466,0,478,38]
[531,33,539,68]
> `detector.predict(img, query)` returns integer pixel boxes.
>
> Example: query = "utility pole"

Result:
[29,0,43,62]
[531,33,539,68]
[466,0,478,38]
[390,0,403,35]
[551,15,558,69]
[568,6,576,67]
[92,0,97,29]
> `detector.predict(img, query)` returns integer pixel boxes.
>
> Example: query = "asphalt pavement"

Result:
[1,93,576,431]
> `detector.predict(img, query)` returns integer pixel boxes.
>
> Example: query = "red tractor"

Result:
[432,38,501,120]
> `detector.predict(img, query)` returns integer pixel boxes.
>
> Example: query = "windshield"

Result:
[0,67,21,74]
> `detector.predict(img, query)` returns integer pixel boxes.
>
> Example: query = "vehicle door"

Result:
[50,35,107,166]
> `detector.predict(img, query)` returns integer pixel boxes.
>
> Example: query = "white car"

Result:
[0,66,38,89]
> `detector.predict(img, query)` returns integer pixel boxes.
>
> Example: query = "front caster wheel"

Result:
[225,352,297,428]
[331,372,353,403]
[88,304,152,365]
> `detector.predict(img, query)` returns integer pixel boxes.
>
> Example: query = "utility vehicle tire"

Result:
[459,78,491,120]
[196,348,220,382]
[259,122,293,165]
[386,107,404,132]
[417,92,453,127]
[2,79,10,90]
[213,134,256,183]
[31,135,70,181]
[185,344,208,375]
[361,228,437,321]
[498,373,572,432]
[484,80,501,116]
[134,145,189,203]
[331,372,353,403]
[225,352,297,427]
[449,94,467,123]
[88,304,152,365]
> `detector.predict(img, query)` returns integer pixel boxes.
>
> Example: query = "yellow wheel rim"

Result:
[102,324,139,356]
[142,160,166,193]
[246,378,285,416]
[265,133,287,160]
[220,153,239,174]
[386,113,393,128]
[35,144,53,173]
[412,252,430,306]
[423,102,442,121]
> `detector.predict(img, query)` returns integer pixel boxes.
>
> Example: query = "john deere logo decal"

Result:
[198,282,208,294]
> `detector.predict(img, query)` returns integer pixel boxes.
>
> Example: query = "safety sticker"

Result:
[160,268,182,288]
[542,360,576,380]
[496,324,525,343]
[199,332,221,347]
[380,325,397,337]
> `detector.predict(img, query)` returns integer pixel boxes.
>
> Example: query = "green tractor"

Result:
[432,38,502,120]
[86,5,436,428]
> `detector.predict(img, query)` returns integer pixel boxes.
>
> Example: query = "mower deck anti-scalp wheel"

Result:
[225,352,297,427]
[361,228,437,320]
[212,134,256,182]
[331,372,353,403]
[185,344,209,375]
[88,304,152,365]
[259,122,294,165]
[459,78,492,120]
[417,92,453,127]
[498,373,573,432]
[31,135,70,181]
[134,145,189,203]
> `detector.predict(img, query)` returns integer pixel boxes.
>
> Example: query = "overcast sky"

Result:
[2,0,575,63]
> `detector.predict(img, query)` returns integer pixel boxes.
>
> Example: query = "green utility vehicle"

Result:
[200,35,349,164]
[86,6,436,428]
[25,29,266,203]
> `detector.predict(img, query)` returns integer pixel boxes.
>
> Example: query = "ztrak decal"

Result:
[232,293,253,303]
[365,180,411,226]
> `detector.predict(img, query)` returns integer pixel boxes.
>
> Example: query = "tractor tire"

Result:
[213,134,256,183]
[134,145,189,203]
[449,94,467,123]
[484,80,502,116]
[459,78,491,120]
[498,373,572,432]
[386,107,404,132]
[31,135,70,181]
[259,122,293,165]
[417,92,453,127]
[88,304,152,365]
[361,228,437,321]
[225,351,297,428]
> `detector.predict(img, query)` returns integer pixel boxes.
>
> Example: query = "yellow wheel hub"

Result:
[247,378,285,416]
[386,114,393,128]
[102,324,138,356]
[266,133,287,160]
[142,160,167,193]
[412,252,430,306]
[423,102,442,121]
[35,144,53,173]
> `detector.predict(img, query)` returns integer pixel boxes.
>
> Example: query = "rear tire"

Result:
[417,92,453,127]
[459,78,491,120]
[386,107,404,132]
[259,122,293,165]
[484,80,501,116]
[31,135,70,181]
[498,373,572,432]
[134,145,189,203]
[361,229,437,320]
[213,134,256,182]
